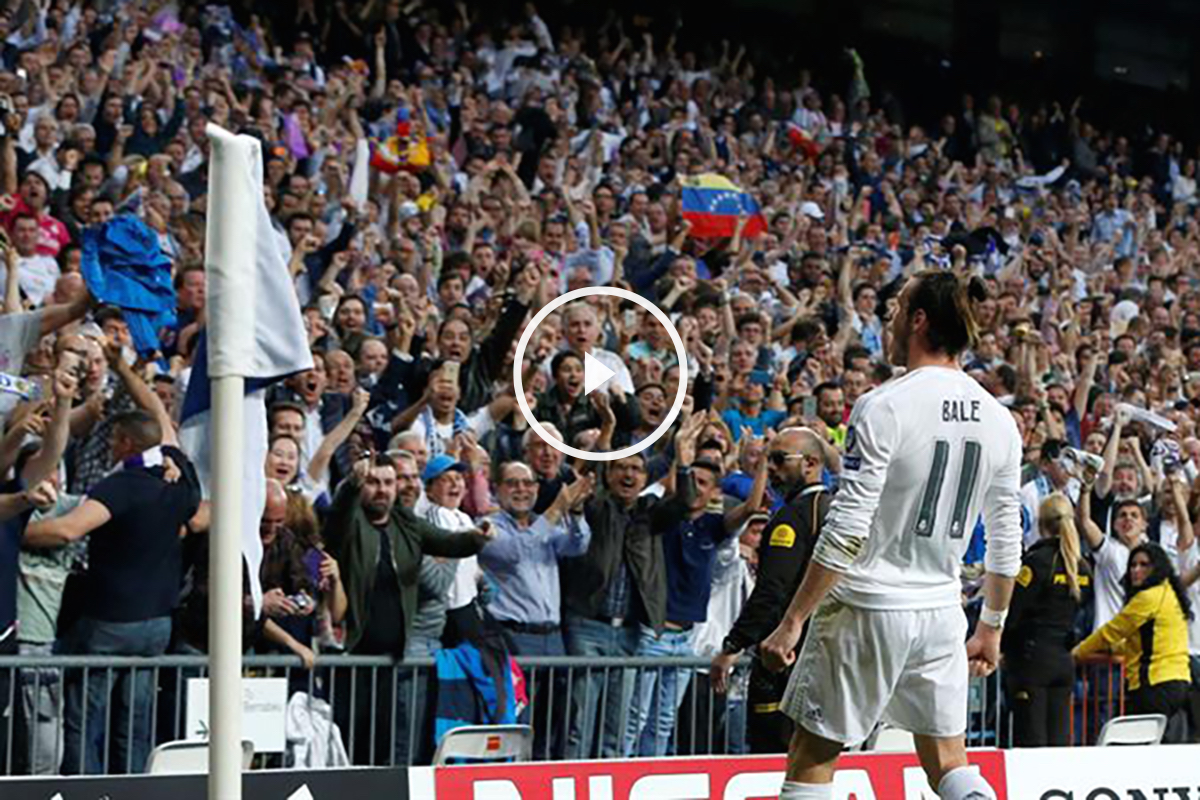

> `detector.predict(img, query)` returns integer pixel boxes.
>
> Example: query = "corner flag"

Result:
[179,125,314,615]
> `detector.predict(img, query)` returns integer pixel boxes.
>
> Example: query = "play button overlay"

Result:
[583,351,615,396]
[513,286,688,462]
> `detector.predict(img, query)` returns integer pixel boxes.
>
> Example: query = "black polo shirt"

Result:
[83,446,201,622]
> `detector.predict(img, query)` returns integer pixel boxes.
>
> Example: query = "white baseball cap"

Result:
[1110,299,1140,336]
[800,200,824,220]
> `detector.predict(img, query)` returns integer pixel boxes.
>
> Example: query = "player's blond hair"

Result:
[907,270,988,355]
[1038,493,1083,601]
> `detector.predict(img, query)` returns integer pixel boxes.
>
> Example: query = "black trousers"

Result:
[332,663,428,766]
[1005,651,1074,747]
[1128,680,1189,715]
[1128,680,1190,743]
[1008,647,1075,748]
[747,661,793,754]
[1008,683,1072,747]
[1188,656,1200,743]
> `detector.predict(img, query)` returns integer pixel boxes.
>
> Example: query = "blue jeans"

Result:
[504,626,566,759]
[396,636,441,766]
[563,615,638,759]
[624,626,694,757]
[18,642,63,774]
[62,616,172,774]
[507,629,565,657]
[727,696,748,755]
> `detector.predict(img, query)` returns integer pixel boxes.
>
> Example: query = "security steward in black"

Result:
[1002,493,1092,747]
[711,428,832,753]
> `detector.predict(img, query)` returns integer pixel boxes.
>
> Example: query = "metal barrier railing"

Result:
[0,652,1124,776]
[1072,657,1127,746]
[0,654,417,776]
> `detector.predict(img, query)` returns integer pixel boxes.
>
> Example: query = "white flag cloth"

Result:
[179,125,314,614]
[1016,163,1068,189]
[349,138,370,211]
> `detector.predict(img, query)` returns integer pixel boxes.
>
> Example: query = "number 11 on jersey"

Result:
[913,439,982,540]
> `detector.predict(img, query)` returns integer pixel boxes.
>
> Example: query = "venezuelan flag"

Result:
[680,173,768,239]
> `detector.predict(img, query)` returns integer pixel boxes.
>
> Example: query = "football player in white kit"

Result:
[760,271,1023,800]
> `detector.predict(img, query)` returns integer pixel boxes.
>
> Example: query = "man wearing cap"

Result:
[710,427,831,753]
[324,453,494,765]
[415,453,484,645]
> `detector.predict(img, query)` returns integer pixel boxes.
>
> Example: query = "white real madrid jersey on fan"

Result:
[825,365,1023,610]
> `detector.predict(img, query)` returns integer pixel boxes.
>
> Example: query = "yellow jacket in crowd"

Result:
[1074,582,1190,692]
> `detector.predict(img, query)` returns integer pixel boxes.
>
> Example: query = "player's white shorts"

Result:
[780,599,969,745]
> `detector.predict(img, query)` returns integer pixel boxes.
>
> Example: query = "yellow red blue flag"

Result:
[679,173,767,239]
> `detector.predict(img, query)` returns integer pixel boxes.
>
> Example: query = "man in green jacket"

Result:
[324,453,493,766]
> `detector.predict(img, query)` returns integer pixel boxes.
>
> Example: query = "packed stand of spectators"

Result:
[0,0,1197,776]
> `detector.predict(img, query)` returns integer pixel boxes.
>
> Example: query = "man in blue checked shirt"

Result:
[479,462,594,654]
[479,461,593,759]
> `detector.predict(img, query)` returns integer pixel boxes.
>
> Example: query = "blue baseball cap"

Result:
[422,453,467,482]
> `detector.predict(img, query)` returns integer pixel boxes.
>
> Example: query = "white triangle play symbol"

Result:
[584,351,616,396]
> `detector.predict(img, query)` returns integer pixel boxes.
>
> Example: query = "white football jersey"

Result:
[822,366,1023,610]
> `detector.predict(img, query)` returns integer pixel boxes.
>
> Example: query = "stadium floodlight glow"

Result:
[513,286,689,462]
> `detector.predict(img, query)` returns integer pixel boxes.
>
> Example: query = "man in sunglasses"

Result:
[709,426,831,753]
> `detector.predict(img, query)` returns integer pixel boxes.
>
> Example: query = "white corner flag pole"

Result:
[204,123,259,800]
[209,377,244,799]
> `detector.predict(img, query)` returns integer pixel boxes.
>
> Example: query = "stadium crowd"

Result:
[0,0,1196,776]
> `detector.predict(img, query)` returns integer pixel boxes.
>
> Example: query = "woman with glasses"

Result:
[1074,542,1193,739]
